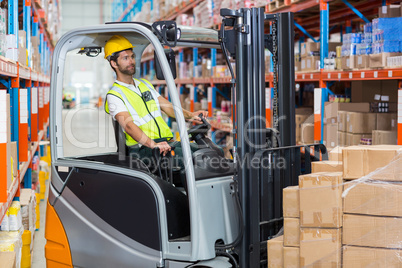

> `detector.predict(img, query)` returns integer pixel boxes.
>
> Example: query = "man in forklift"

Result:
[104,35,208,176]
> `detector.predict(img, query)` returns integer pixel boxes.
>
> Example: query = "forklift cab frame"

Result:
[48,22,240,268]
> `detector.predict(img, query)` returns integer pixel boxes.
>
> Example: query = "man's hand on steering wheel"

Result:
[189,110,208,124]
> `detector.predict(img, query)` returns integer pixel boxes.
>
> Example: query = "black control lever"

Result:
[152,146,176,183]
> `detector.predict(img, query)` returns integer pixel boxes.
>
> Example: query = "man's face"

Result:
[115,49,136,76]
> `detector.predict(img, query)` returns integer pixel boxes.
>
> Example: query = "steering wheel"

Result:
[187,114,211,141]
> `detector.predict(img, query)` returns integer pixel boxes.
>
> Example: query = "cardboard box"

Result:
[343,214,402,248]
[324,102,370,123]
[301,56,320,72]
[328,42,342,53]
[300,42,320,57]
[369,53,401,68]
[283,186,299,218]
[323,123,338,149]
[299,172,343,227]
[301,123,314,144]
[337,111,347,132]
[295,114,309,143]
[378,5,401,18]
[0,252,16,268]
[372,130,397,145]
[283,247,300,268]
[352,80,398,103]
[343,246,402,268]
[376,113,397,131]
[343,181,402,217]
[329,147,343,162]
[296,107,313,115]
[284,218,300,247]
[341,55,356,70]
[356,55,369,69]
[267,235,283,268]
[300,228,341,267]
[342,145,402,179]
[346,133,372,146]
[346,112,376,134]
[295,60,301,72]
[366,145,402,175]
[337,131,346,146]
[311,161,342,173]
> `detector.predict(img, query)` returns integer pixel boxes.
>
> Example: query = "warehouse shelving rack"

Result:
[111,0,402,145]
[0,0,56,224]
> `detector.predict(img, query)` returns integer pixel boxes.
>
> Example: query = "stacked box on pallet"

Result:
[342,148,402,267]
[299,172,343,267]
[283,185,300,267]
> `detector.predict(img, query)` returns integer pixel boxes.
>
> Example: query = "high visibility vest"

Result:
[105,78,173,146]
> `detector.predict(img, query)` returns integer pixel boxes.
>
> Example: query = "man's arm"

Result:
[158,96,208,123]
[115,111,171,155]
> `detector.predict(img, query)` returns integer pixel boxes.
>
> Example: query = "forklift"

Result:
[46,7,327,268]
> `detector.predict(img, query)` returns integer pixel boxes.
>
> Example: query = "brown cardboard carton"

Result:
[341,55,356,70]
[337,131,346,146]
[296,107,313,115]
[376,113,397,131]
[372,130,397,145]
[337,111,347,132]
[346,133,372,146]
[369,52,401,68]
[300,228,341,267]
[343,181,402,217]
[300,42,320,57]
[267,235,284,268]
[295,60,301,72]
[311,161,342,173]
[346,112,376,134]
[0,252,16,268]
[299,172,343,227]
[295,114,309,143]
[328,42,342,53]
[284,218,300,247]
[324,102,370,123]
[343,214,402,248]
[342,146,367,179]
[283,247,300,268]
[351,80,398,103]
[323,123,338,149]
[378,4,401,18]
[366,145,402,175]
[356,55,369,69]
[329,147,343,162]
[301,56,320,71]
[283,186,299,218]
[343,246,402,268]
[301,123,314,144]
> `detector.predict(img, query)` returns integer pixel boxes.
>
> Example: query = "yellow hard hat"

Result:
[104,35,134,59]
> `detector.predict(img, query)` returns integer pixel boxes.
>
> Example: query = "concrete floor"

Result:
[31,107,114,267]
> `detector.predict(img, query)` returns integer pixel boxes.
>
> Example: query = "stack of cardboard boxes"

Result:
[322,100,397,148]
[300,42,320,72]
[324,102,371,149]
[267,145,402,267]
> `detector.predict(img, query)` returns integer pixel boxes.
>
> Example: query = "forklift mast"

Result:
[220,8,301,267]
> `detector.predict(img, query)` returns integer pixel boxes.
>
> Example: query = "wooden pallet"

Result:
[269,0,285,12]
